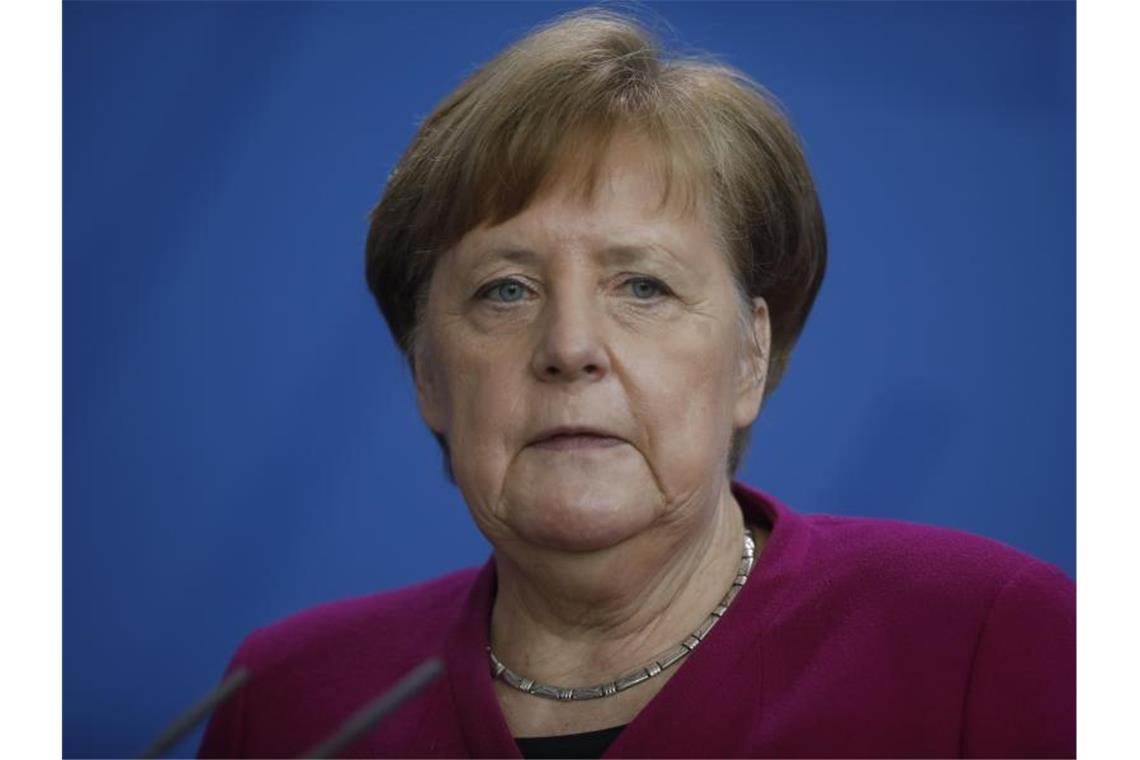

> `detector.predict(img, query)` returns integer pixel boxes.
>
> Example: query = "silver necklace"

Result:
[487,527,756,701]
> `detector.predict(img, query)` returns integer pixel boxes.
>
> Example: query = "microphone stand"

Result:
[136,656,444,759]
[302,658,445,759]
[137,668,251,759]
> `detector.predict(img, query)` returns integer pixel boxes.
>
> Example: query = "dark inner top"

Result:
[515,724,627,759]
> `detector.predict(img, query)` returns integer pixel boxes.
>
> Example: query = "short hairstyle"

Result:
[366,8,826,477]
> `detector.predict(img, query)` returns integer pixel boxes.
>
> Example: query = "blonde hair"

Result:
[366,8,826,475]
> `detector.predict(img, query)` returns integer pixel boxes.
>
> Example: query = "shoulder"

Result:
[736,482,1074,626]
[787,516,1075,757]
[794,510,1073,610]
[738,482,1073,608]
[231,565,482,675]
[770,508,1074,755]
[199,566,485,757]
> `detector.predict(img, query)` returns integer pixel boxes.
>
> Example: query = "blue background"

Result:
[63,1,1075,757]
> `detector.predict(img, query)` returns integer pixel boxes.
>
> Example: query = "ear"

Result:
[733,296,770,429]
[413,344,447,436]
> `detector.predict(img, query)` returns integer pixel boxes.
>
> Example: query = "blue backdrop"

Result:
[63,2,1075,757]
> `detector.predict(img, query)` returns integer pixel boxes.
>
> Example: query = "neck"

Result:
[489,480,749,686]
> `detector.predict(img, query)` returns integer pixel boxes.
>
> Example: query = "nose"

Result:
[530,291,610,382]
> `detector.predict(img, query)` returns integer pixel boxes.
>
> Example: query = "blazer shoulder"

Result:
[798,512,1072,608]
[232,565,482,672]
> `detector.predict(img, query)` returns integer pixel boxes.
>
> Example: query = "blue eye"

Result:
[483,280,527,303]
[627,277,666,299]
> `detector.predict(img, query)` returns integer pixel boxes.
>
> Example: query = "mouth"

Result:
[528,426,626,451]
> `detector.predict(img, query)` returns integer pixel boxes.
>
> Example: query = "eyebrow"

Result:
[601,243,678,267]
[476,247,542,267]
[472,243,680,269]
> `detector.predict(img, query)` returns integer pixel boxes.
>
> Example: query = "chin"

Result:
[511,499,656,552]
[500,460,660,552]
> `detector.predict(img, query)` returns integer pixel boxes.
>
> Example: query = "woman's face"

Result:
[415,134,769,553]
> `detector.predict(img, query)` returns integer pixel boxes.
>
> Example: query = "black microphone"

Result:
[137,668,251,759]
[302,657,445,759]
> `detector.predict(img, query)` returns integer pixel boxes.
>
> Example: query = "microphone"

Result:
[137,668,251,759]
[302,657,445,759]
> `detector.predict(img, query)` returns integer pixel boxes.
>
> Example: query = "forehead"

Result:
[452,133,722,266]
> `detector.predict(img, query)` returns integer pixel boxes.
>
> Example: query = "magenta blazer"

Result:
[199,482,1075,758]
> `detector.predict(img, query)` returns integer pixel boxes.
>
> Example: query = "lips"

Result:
[528,426,625,450]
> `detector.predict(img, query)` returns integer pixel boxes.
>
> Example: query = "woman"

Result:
[200,9,1074,758]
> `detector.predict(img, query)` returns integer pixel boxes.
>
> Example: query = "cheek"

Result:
[620,322,739,465]
[435,341,524,469]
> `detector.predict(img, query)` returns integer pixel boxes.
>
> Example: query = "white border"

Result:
[0,0,62,757]
[1077,0,1140,755]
